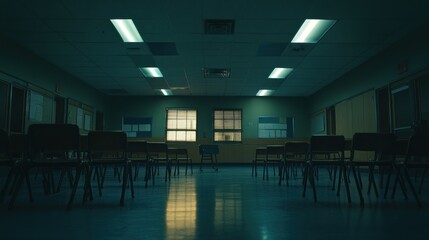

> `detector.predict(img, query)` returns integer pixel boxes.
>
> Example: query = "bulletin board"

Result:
[122,116,152,138]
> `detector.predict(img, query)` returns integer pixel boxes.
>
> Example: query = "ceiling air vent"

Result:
[205,19,235,34]
[203,68,231,78]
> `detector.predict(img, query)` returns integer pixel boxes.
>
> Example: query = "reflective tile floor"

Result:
[1,165,429,240]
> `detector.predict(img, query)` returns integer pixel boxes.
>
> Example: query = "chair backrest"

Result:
[80,135,89,152]
[0,129,10,161]
[199,144,219,155]
[284,142,309,155]
[147,142,168,160]
[9,133,28,159]
[27,124,80,155]
[406,135,429,158]
[255,147,266,157]
[350,133,396,162]
[147,142,168,154]
[309,135,345,162]
[128,140,147,153]
[394,139,408,156]
[88,131,127,152]
[351,133,395,152]
[266,145,284,155]
[174,148,188,156]
[310,135,345,153]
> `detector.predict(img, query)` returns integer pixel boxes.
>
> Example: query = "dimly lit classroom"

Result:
[1,0,429,239]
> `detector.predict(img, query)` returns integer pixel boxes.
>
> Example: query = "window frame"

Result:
[165,108,197,142]
[213,109,242,143]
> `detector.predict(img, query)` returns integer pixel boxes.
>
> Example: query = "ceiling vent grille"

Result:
[205,19,235,34]
[203,68,231,78]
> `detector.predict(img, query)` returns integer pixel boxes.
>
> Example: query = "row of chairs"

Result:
[0,124,193,210]
[252,133,429,206]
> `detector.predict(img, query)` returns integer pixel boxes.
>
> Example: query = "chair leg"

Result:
[25,172,33,203]
[351,165,364,206]
[302,164,309,197]
[309,165,317,202]
[8,171,25,210]
[418,167,427,194]
[120,164,128,206]
[278,161,283,186]
[403,167,422,207]
[67,166,82,210]
[0,168,14,203]
[383,165,393,199]
[128,164,134,198]
[342,165,352,204]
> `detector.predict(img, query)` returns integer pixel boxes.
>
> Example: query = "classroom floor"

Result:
[0,165,428,240]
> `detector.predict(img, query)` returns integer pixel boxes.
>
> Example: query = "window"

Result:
[214,109,242,142]
[166,109,197,142]
[258,116,294,138]
[122,116,152,138]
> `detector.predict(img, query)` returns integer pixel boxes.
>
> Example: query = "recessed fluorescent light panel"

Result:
[139,67,163,78]
[111,19,143,42]
[291,19,336,43]
[256,89,275,97]
[161,89,172,96]
[268,68,294,79]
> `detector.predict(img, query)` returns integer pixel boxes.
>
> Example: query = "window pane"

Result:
[167,119,176,129]
[177,119,186,129]
[214,120,223,129]
[224,111,234,119]
[176,131,186,141]
[177,110,187,119]
[234,132,242,141]
[168,110,177,118]
[224,120,234,129]
[186,131,196,141]
[214,132,224,141]
[234,111,241,119]
[224,132,234,141]
[167,131,176,141]
[234,120,241,129]
[187,110,196,119]
[187,119,197,130]
[214,111,223,119]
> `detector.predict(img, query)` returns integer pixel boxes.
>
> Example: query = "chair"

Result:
[252,147,266,177]
[391,135,429,207]
[279,142,308,186]
[263,145,284,180]
[8,124,83,210]
[0,129,14,203]
[199,144,219,171]
[350,133,396,204]
[303,135,353,204]
[169,147,193,176]
[2,133,33,204]
[87,131,134,206]
[128,140,153,187]
[147,142,171,182]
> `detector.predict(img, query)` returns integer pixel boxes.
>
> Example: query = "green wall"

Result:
[106,96,310,139]
[309,24,429,113]
[0,35,106,112]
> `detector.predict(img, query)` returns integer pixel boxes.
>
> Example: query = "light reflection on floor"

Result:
[1,166,429,240]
